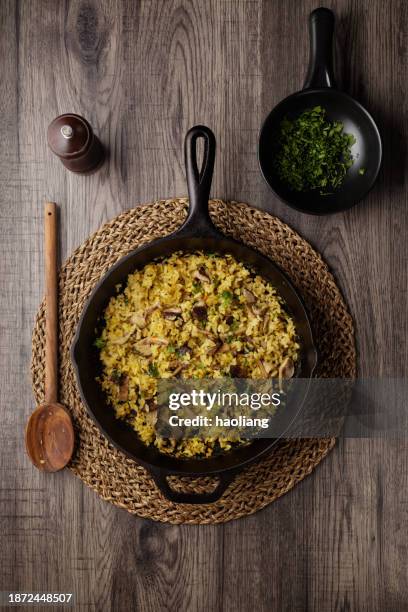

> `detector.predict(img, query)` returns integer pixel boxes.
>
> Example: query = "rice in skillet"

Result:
[95,252,299,458]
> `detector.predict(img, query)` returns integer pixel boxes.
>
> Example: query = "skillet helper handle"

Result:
[180,125,217,237]
[44,202,58,405]
[303,7,336,89]
[150,469,235,504]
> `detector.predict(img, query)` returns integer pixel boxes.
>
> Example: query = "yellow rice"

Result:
[96,252,299,458]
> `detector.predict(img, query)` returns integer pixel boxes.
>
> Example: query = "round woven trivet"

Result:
[31,199,356,524]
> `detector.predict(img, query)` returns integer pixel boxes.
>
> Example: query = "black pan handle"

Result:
[177,125,218,238]
[149,468,236,504]
[303,7,336,89]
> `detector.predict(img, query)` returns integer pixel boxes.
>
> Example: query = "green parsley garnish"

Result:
[275,106,356,193]
[220,290,233,305]
[110,369,122,384]
[192,281,201,294]
[359,167,366,175]
[148,363,159,378]
[94,336,106,349]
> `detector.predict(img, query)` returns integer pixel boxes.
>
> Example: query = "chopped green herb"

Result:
[192,280,201,294]
[148,363,159,378]
[359,167,366,175]
[94,336,106,349]
[110,369,122,384]
[220,290,233,305]
[167,345,176,354]
[275,106,356,193]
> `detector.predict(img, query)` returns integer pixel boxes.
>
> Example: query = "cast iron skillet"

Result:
[259,7,382,215]
[71,125,317,504]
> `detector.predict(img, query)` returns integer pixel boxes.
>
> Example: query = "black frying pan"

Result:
[71,126,317,504]
[259,7,382,215]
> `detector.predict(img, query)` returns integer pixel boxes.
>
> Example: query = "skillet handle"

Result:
[303,7,336,89]
[178,125,218,238]
[149,468,236,504]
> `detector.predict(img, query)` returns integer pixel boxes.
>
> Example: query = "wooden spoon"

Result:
[25,202,75,471]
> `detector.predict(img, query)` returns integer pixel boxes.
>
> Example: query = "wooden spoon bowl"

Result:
[25,403,75,472]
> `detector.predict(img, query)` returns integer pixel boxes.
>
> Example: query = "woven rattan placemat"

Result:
[31,199,356,524]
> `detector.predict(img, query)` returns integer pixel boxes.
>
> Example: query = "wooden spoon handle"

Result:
[44,202,58,405]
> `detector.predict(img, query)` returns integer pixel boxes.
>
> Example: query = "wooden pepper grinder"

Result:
[47,113,105,174]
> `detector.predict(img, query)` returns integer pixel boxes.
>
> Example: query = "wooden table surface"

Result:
[1,0,407,610]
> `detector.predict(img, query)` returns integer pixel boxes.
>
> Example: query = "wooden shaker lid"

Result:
[47,113,104,174]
